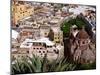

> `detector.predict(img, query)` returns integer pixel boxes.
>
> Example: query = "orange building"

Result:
[12,0,34,27]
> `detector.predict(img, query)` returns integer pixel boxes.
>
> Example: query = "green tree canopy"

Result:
[61,17,86,35]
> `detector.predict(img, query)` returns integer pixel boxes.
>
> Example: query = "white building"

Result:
[40,25,50,37]
[12,30,20,47]
[14,37,64,61]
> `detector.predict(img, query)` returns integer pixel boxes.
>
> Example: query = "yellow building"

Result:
[53,31,63,43]
[12,1,34,27]
[50,27,63,44]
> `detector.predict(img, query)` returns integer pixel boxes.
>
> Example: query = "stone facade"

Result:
[70,26,95,63]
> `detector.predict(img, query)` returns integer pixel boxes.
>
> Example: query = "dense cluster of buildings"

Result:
[12,1,34,27]
[11,1,96,63]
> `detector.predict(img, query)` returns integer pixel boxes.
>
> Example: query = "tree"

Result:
[61,21,71,35]
[48,29,54,41]
[61,17,86,35]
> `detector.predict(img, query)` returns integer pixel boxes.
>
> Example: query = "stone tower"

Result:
[70,26,95,63]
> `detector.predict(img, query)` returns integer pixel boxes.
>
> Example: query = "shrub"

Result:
[11,56,76,74]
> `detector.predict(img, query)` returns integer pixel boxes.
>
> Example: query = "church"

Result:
[70,25,95,63]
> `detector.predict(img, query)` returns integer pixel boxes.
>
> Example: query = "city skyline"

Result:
[11,0,96,74]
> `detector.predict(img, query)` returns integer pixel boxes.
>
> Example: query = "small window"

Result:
[56,41,60,43]
[50,46,52,48]
[33,48,35,49]
[55,37,57,39]
[20,8,22,11]
[83,41,85,44]
[26,44,29,46]
[40,48,42,49]
[39,51,41,53]
[43,51,45,53]
[38,43,41,45]
[47,46,49,48]
[53,49,56,52]
[12,45,14,48]
[45,33,47,35]
[37,48,39,49]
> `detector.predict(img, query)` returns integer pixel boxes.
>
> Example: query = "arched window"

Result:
[83,41,85,44]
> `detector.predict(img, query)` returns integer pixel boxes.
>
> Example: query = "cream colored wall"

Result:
[30,45,47,58]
